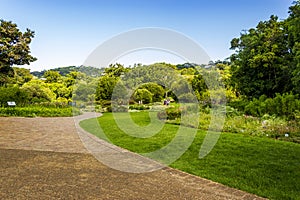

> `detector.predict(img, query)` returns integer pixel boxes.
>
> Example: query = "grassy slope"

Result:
[80,112,300,200]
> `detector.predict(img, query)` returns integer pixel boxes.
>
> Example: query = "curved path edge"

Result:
[74,112,266,200]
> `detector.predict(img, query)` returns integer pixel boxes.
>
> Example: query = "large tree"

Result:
[0,20,36,85]
[230,15,293,98]
[287,0,300,93]
[95,75,118,101]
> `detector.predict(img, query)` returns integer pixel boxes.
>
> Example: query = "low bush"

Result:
[157,107,181,120]
[0,106,81,117]
[107,105,128,112]
[129,104,150,110]
[162,105,300,143]
[33,101,69,108]
[240,93,300,119]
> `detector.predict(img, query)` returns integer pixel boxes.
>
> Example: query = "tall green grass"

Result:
[80,112,300,200]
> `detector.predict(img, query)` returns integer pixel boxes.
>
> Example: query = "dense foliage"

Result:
[230,1,300,98]
[31,66,104,78]
[0,20,36,85]
[1,1,300,124]
[0,106,81,117]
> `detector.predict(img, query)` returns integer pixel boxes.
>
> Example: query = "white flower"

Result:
[285,133,289,137]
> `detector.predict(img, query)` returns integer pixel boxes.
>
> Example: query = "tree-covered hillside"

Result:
[31,65,104,78]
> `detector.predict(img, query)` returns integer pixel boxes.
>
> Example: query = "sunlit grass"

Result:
[80,112,300,199]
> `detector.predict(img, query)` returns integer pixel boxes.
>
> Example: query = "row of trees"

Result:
[95,63,213,105]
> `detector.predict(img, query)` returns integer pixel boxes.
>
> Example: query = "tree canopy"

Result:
[0,20,36,85]
[230,0,300,98]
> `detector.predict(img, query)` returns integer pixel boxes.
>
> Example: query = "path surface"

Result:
[0,113,266,199]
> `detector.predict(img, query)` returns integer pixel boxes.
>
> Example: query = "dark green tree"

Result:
[230,15,293,98]
[287,0,300,93]
[104,63,128,77]
[0,20,36,85]
[95,75,118,101]
[139,82,165,102]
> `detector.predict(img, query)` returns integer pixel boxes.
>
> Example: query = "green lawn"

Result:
[80,112,300,200]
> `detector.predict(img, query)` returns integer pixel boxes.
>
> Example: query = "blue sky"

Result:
[1,0,293,71]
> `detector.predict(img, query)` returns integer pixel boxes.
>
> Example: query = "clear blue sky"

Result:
[1,0,293,71]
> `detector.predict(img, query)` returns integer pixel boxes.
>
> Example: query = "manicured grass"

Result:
[80,112,300,200]
[0,106,81,117]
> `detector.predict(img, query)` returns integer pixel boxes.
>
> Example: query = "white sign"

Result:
[7,101,16,106]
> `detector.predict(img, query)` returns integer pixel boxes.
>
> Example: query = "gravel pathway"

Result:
[0,113,266,199]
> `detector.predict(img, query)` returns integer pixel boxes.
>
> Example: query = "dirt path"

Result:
[0,114,266,199]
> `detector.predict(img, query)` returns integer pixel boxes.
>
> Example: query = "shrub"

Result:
[234,93,300,119]
[34,101,69,108]
[107,105,128,112]
[157,111,167,120]
[228,99,249,111]
[129,104,150,110]
[157,107,181,120]
[0,86,29,106]
[226,106,241,117]
[0,106,81,117]
[166,107,181,120]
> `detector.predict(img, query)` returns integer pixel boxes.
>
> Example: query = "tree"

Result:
[104,63,128,77]
[43,70,62,83]
[191,74,208,101]
[171,78,191,96]
[46,82,70,99]
[21,80,55,103]
[65,71,86,87]
[139,82,165,102]
[180,68,196,75]
[0,20,36,85]
[287,0,300,93]
[11,67,33,86]
[230,15,293,98]
[95,75,118,101]
[133,88,153,104]
[73,82,96,102]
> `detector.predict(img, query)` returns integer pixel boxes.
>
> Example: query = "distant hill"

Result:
[176,63,198,69]
[31,66,104,78]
